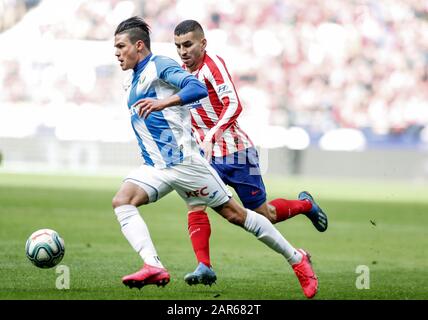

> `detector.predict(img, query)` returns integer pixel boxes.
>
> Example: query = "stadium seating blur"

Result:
[0,0,427,176]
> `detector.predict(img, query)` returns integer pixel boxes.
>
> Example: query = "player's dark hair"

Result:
[174,20,205,36]
[115,16,151,50]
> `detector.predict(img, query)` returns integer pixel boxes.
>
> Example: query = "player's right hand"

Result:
[201,140,213,162]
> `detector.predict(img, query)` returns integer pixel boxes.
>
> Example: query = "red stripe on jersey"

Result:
[216,55,244,108]
[204,79,223,119]
[191,117,205,142]
[214,136,228,156]
[229,126,244,151]
[195,106,216,129]
[221,137,228,155]
[237,125,254,146]
[204,55,244,135]
[188,52,254,157]
[217,96,242,132]
[204,54,224,85]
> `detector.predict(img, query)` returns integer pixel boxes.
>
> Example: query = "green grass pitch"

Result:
[0,172,427,300]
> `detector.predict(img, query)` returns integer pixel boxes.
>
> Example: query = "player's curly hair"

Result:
[115,16,151,50]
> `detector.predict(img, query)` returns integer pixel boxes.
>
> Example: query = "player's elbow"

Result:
[194,85,208,101]
[190,79,208,100]
[178,78,208,105]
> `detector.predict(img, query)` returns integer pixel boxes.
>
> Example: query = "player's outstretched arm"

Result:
[135,95,181,118]
[134,75,207,119]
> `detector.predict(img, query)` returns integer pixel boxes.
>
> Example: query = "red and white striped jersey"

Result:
[184,52,254,157]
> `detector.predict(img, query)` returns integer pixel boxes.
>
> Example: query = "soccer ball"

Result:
[25,229,65,268]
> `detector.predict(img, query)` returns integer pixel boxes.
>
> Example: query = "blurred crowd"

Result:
[1,0,427,144]
[0,0,40,32]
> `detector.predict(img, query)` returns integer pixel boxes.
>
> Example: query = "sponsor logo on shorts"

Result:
[185,186,209,198]
[209,191,218,199]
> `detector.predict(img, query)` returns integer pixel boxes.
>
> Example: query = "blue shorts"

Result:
[211,147,267,210]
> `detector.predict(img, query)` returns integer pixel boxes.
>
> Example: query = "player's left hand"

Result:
[132,98,167,119]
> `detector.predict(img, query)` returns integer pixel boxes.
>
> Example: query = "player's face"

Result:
[174,31,206,72]
[114,33,140,71]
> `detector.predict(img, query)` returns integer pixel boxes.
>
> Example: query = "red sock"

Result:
[188,210,211,267]
[268,198,312,222]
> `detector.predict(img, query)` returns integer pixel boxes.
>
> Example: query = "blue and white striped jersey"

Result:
[126,54,208,168]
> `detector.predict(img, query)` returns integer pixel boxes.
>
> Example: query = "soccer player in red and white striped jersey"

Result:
[174,20,328,287]
[185,49,253,158]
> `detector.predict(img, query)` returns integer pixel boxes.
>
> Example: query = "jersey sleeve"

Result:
[202,55,242,143]
[154,56,207,105]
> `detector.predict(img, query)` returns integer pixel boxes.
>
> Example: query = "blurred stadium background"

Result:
[1,0,428,301]
[1,0,427,180]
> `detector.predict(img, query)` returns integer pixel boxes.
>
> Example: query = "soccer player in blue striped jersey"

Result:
[112,16,318,299]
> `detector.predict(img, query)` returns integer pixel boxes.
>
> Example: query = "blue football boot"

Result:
[298,191,328,232]
[184,262,217,286]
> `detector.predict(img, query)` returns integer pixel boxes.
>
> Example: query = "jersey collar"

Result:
[190,51,207,77]
[133,53,153,73]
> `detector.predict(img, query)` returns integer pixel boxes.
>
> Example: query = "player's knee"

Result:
[225,212,245,226]
[187,205,207,213]
[112,194,131,209]
[222,205,246,226]
[214,199,247,226]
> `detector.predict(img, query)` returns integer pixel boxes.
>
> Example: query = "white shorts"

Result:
[124,154,232,208]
